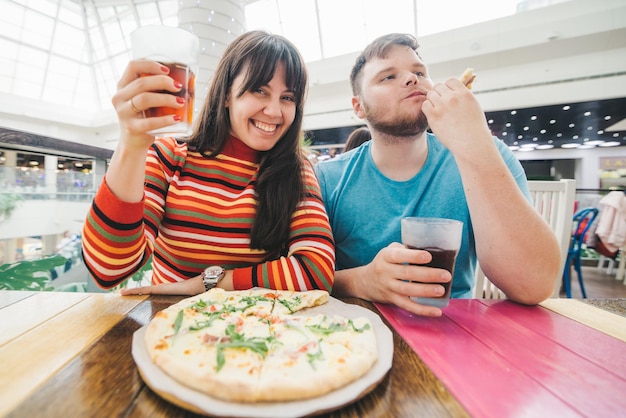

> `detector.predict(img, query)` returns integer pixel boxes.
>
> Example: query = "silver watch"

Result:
[201,266,225,291]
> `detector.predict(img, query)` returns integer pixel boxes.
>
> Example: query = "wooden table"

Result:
[1,291,625,418]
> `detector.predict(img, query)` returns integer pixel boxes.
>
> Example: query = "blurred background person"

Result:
[56,230,77,272]
[343,127,371,152]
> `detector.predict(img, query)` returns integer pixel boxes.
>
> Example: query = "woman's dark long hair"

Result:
[187,31,308,253]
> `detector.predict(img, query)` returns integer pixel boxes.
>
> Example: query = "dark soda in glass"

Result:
[407,245,458,306]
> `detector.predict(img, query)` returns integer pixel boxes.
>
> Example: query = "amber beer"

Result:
[130,25,199,138]
[143,62,195,125]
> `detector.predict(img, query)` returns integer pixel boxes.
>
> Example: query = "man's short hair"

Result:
[349,33,420,96]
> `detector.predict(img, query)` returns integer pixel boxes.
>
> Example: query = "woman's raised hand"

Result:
[112,60,185,149]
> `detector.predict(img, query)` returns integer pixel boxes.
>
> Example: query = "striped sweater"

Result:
[82,136,335,291]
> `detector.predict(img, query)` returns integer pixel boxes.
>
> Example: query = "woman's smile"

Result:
[252,119,279,133]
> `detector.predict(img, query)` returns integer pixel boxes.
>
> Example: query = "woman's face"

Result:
[227,63,297,151]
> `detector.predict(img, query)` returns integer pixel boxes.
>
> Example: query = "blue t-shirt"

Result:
[314,133,530,298]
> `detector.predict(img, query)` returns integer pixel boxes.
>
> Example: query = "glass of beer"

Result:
[130,25,199,138]
[401,217,463,308]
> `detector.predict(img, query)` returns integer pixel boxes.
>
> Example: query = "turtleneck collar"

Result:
[222,135,261,163]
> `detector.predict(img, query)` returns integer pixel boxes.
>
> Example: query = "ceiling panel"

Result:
[489,98,626,150]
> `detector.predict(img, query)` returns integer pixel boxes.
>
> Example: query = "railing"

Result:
[0,165,97,202]
[0,190,95,202]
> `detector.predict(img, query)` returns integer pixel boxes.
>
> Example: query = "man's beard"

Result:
[364,101,429,138]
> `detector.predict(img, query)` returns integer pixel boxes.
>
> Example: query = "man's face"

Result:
[353,44,434,137]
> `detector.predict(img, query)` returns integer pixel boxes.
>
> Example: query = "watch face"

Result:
[203,266,224,292]
[204,266,224,279]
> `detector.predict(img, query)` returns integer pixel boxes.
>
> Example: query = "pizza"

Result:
[143,288,378,403]
[460,67,476,89]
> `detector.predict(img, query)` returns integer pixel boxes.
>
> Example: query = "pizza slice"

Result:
[254,313,378,401]
[460,67,476,89]
[219,288,277,319]
[202,314,275,402]
[271,289,329,316]
[145,294,275,402]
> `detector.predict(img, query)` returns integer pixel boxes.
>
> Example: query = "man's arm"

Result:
[422,78,560,304]
[457,144,560,303]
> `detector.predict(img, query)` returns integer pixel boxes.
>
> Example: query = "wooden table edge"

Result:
[540,298,626,342]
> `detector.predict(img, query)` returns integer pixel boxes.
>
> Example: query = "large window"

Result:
[0,0,570,114]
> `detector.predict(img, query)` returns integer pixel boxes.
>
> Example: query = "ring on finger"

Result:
[129,97,141,113]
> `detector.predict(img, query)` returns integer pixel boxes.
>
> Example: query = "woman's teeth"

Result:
[254,120,277,132]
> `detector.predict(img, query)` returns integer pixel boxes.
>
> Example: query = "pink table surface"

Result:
[374,299,626,418]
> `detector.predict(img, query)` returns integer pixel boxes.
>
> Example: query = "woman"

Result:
[82,31,335,295]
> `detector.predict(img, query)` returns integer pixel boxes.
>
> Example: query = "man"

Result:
[314,33,560,317]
